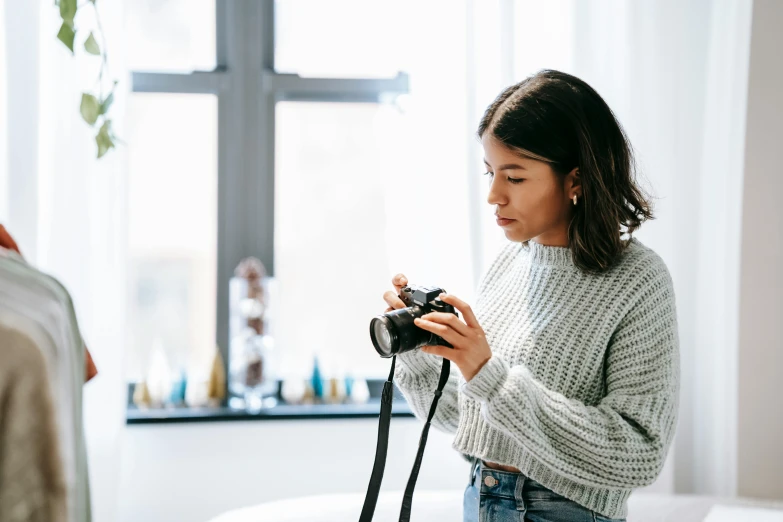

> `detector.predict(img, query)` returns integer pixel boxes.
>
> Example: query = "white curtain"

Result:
[468,0,753,496]
[3,1,129,520]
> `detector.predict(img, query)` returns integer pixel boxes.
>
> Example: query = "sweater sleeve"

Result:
[461,266,680,489]
[394,348,461,434]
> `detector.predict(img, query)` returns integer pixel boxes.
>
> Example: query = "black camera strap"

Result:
[358,355,451,522]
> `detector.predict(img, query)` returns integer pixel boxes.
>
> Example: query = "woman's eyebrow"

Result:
[483,159,526,170]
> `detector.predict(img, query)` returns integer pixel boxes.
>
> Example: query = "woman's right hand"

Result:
[382,273,409,313]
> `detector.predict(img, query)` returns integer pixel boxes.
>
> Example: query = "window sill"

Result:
[126,399,414,425]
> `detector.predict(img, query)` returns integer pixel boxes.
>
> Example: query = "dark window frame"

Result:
[128,1,410,412]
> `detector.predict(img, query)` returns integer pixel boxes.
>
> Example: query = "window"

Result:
[126,1,477,389]
[126,93,218,379]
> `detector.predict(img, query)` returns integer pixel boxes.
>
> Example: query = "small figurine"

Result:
[207,347,227,406]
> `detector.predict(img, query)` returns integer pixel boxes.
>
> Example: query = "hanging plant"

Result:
[55,0,119,159]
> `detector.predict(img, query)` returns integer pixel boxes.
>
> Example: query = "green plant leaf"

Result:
[57,23,76,53]
[59,0,77,25]
[99,92,114,115]
[80,93,101,125]
[96,120,115,159]
[84,32,100,55]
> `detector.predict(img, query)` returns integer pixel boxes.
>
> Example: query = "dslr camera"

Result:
[370,283,459,358]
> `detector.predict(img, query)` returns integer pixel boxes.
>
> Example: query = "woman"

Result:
[384,70,679,522]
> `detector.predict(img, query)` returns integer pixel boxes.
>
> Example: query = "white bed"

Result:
[207,490,783,522]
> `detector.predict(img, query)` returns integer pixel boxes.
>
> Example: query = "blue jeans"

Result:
[462,458,626,522]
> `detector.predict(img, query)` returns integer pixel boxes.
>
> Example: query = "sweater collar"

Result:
[519,239,576,268]
[519,237,640,268]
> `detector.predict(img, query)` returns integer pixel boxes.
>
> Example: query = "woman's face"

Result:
[482,133,578,246]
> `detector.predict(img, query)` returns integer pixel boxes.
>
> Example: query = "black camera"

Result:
[369,284,459,358]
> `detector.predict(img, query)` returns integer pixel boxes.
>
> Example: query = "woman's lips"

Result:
[496,216,515,226]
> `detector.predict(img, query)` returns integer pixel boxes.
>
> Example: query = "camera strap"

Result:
[358,355,451,522]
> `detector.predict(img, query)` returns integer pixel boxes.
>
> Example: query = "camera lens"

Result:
[371,317,396,357]
[370,306,437,358]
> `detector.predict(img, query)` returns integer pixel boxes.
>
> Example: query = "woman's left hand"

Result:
[414,293,492,382]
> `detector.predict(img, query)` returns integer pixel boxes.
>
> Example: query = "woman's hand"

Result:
[0,224,23,256]
[414,293,492,382]
[382,273,409,313]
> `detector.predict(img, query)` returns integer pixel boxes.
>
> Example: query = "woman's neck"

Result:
[529,230,569,248]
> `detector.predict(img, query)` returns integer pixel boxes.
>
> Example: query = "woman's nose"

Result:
[486,177,506,206]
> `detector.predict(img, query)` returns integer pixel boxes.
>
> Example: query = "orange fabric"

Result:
[0,225,97,383]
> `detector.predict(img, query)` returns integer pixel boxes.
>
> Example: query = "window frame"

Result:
[129,1,410,392]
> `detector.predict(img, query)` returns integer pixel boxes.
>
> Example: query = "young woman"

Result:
[383,70,679,522]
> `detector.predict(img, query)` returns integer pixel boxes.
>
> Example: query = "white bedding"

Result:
[208,490,783,522]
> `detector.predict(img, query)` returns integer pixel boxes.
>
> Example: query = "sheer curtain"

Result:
[3,1,130,520]
[468,0,753,496]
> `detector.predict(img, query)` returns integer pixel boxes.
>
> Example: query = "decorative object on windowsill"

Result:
[185,371,209,408]
[302,381,315,404]
[348,377,370,404]
[344,373,355,398]
[132,380,151,409]
[228,257,279,412]
[280,377,306,405]
[146,337,172,408]
[327,376,347,404]
[169,369,187,406]
[310,355,324,401]
[207,347,227,407]
[54,0,121,158]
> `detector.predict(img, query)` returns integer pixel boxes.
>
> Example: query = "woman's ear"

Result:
[566,167,582,196]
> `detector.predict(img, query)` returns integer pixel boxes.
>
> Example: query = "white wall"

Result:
[118,418,469,522]
[118,413,675,522]
[737,0,783,501]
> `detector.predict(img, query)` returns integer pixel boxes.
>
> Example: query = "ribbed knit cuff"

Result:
[461,355,509,402]
[394,348,444,386]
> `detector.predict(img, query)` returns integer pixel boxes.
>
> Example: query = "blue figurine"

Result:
[311,356,324,400]
[344,375,354,398]
[170,369,187,406]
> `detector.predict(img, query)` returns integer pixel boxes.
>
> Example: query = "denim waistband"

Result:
[468,458,552,497]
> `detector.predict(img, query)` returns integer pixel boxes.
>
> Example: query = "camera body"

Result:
[370,283,459,358]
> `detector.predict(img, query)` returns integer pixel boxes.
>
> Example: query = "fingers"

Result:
[392,273,408,294]
[383,290,406,310]
[421,344,457,362]
[439,293,480,329]
[382,273,409,312]
[413,317,462,348]
[419,311,471,337]
[0,224,22,257]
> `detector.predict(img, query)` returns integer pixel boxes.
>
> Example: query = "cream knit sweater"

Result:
[394,237,680,519]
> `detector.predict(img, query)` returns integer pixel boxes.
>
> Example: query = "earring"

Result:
[572,194,578,206]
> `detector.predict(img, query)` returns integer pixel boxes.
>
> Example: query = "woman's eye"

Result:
[483,172,524,184]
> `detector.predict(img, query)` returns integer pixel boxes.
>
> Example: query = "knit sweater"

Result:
[394,237,680,519]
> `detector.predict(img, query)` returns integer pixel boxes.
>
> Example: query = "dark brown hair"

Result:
[477,69,654,274]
